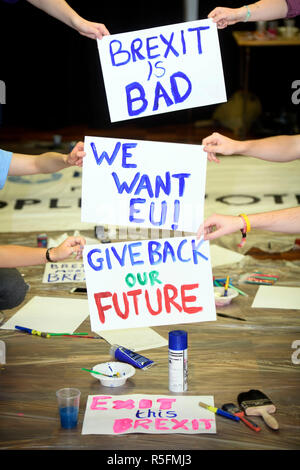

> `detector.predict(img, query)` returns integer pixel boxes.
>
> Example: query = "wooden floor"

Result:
[0,229,300,452]
[0,123,300,454]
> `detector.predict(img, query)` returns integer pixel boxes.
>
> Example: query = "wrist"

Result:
[45,247,56,263]
[236,140,250,156]
[63,153,71,166]
[235,6,248,22]
[236,215,245,231]
[70,13,84,30]
[237,213,251,248]
[242,5,251,22]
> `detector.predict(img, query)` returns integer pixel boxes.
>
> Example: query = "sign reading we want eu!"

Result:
[97,19,227,122]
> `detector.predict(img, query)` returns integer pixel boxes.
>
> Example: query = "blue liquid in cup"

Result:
[59,406,78,429]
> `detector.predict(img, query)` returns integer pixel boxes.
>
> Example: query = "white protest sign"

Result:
[81,136,206,233]
[82,394,216,435]
[83,235,216,332]
[42,262,85,283]
[97,19,226,122]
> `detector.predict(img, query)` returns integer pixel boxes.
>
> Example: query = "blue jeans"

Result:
[0,268,29,310]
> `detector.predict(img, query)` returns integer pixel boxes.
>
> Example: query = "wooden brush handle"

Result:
[261,409,279,430]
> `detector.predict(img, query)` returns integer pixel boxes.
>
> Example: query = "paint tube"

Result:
[109,344,155,370]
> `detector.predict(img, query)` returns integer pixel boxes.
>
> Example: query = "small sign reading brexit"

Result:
[82,395,216,435]
[97,19,227,122]
[83,235,216,332]
[81,136,206,233]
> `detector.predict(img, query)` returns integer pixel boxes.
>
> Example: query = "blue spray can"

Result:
[168,330,188,392]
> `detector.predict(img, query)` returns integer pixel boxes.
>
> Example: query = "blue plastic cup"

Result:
[56,388,81,429]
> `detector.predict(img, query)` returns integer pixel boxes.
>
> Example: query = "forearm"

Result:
[248,207,300,233]
[31,151,70,172]
[238,135,300,162]
[26,0,80,28]
[199,207,300,241]
[9,152,70,176]
[245,0,288,21]
[0,246,48,267]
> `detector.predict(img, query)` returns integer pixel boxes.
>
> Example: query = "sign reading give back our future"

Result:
[97,18,227,122]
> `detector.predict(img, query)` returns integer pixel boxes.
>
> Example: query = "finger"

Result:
[207,8,221,19]
[94,25,110,39]
[67,236,86,247]
[217,21,228,29]
[70,237,85,247]
[196,223,204,239]
[207,152,217,162]
[75,236,86,246]
[203,230,220,241]
[79,31,98,40]
[100,25,110,36]
[72,245,82,254]
[211,10,228,23]
[204,144,220,154]
[202,134,214,145]
[208,153,220,163]
[69,246,83,260]
[203,133,220,147]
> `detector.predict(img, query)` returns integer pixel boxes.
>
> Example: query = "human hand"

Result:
[208,7,245,29]
[72,16,110,39]
[66,141,85,167]
[197,214,243,241]
[49,236,86,262]
[202,132,239,162]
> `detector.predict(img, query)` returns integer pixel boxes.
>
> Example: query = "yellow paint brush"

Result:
[199,402,240,422]
[223,276,230,297]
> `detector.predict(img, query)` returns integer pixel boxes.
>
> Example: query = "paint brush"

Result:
[15,325,50,338]
[217,313,246,321]
[49,332,89,336]
[237,389,279,430]
[198,402,240,422]
[223,276,230,297]
[63,335,102,339]
[228,283,248,297]
[81,368,119,377]
[222,403,261,432]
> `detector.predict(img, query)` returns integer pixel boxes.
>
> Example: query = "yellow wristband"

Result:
[239,214,251,233]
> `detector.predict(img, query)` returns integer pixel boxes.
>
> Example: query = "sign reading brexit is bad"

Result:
[97,19,227,122]
[81,136,206,233]
[83,236,216,332]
